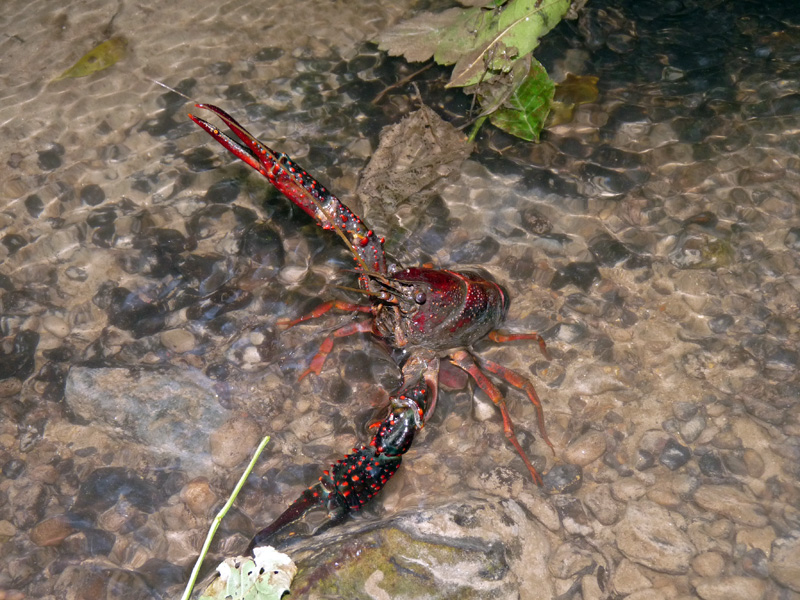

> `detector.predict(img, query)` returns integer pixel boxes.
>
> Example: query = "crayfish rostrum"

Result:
[189,104,554,549]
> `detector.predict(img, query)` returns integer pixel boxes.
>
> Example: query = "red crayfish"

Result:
[188,104,554,548]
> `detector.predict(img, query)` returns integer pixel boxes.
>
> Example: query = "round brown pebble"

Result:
[29,515,75,547]
[563,431,607,467]
[692,551,725,577]
[209,415,262,468]
[180,477,218,516]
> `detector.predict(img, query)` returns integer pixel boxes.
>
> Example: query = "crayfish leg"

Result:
[475,355,554,453]
[277,300,373,330]
[297,319,376,380]
[449,350,546,486]
[488,330,551,361]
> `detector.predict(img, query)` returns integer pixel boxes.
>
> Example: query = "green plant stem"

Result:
[467,115,488,143]
[180,434,271,600]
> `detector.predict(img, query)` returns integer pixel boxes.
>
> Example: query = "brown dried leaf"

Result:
[356,105,473,245]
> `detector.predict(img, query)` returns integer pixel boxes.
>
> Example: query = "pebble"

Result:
[160,328,196,353]
[624,590,668,600]
[29,515,75,547]
[30,464,59,485]
[583,483,621,525]
[697,452,725,478]
[610,479,646,502]
[611,559,652,595]
[548,542,594,579]
[563,431,607,466]
[735,526,775,555]
[613,500,694,574]
[679,414,705,443]
[692,576,765,600]
[568,364,630,396]
[769,535,800,592]
[466,466,523,499]
[691,551,725,577]
[209,415,262,468]
[472,394,497,422]
[180,477,218,516]
[659,438,692,470]
[693,485,768,527]
[42,315,70,338]
[0,520,17,539]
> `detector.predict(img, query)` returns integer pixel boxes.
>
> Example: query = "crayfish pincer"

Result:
[189,104,554,548]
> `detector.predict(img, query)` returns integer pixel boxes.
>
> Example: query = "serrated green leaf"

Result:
[433,7,489,65]
[443,0,570,88]
[55,36,127,81]
[376,8,464,63]
[487,58,554,141]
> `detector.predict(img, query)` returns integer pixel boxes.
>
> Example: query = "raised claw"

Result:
[189,104,387,282]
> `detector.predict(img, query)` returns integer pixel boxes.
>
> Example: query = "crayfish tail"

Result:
[247,484,338,552]
[247,369,432,551]
[247,444,406,551]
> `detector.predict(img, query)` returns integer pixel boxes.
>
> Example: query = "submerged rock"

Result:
[285,496,552,599]
[64,366,228,473]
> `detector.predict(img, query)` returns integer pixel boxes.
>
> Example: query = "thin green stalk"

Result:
[180,435,271,600]
[467,115,488,143]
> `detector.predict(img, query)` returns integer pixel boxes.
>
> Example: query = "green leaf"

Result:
[487,58,554,141]
[55,36,127,81]
[444,0,571,88]
[375,8,463,63]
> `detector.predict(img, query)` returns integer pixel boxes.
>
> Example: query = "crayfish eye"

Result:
[414,290,427,305]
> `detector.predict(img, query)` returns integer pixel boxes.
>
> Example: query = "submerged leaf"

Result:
[488,58,554,141]
[554,73,599,105]
[548,73,600,126]
[445,0,571,87]
[55,36,127,81]
[356,104,473,247]
[376,8,463,63]
[199,546,297,600]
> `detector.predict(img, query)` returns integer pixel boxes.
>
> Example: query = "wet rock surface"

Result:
[1,0,800,598]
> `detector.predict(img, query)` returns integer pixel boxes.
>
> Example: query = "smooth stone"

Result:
[160,328,197,353]
[693,485,768,527]
[611,558,652,595]
[29,515,75,547]
[180,477,218,516]
[613,500,694,574]
[692,576,765,600]
[42,315,70,338]
[691,552,725,577]
[624,589,667,600]
[210,416,262,468]
[741,448,765,478]
[736,526,776,555]
[0,519,17,539]
[584,484,621,525]
[563,431,607,467]
[770,535,800,592]
[65,367,226,473]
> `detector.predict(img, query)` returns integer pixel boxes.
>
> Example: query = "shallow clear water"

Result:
[1,0,800,598]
